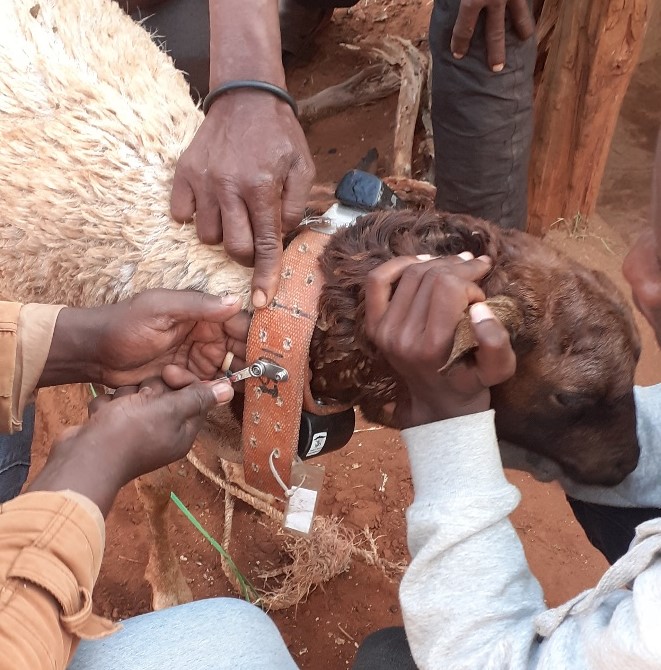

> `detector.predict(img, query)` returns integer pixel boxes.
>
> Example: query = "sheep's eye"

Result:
[552,392,596,409]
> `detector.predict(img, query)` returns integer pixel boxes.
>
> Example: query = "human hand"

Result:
[171,93,316,309]
[624,132,661,345]
[364,254,516,428]
[41,289,249,389]
[29,374,232,516]
[451,0,534,72]
[623,228,661,347]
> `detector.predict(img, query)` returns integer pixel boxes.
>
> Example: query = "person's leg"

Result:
[0,403,35,503]
[430,0,536,230]
[70,597,298,670]
[131,0,359,100]
[131,0,212,100]
[566,496,661,565]
[279,0,358,65]
[352,626,418,670]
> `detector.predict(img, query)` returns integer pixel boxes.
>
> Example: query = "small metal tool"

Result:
[226,358,289,384]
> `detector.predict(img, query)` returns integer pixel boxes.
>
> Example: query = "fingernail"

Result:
[458,251,474,261]
[470,302,495,323]
[476,255,492,264]
[416,254,433,260]
[222,294,240,305]
[492,63,504,72]
[252,290,267,309]
[210,378,233,402]
[453,52,464,60]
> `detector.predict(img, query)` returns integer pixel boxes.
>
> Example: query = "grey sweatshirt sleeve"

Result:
[400,410,661,669]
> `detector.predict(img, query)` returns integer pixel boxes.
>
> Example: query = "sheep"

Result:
[0,0,642,606]
[311,210,641,486]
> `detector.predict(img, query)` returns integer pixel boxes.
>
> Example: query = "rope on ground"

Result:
[186,450,282,522]
[187,448,406,610]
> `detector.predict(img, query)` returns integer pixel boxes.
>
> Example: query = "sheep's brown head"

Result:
[308,210,641,486]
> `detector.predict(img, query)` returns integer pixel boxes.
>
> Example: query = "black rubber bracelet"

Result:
[202,80,299,118]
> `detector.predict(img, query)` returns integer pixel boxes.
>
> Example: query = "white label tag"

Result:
[284,487,318,534]
[282,461,324,536]
[307,431,328,458]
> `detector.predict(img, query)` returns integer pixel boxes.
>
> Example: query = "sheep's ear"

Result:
[440,296,523,372]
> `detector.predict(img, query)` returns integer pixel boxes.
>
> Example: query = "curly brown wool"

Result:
[309,210,641,486]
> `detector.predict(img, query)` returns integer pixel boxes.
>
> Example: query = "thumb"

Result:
[469,302,516,387]
[170,379,234,420]
[88,393,112,417]
[158,290,243,323]
[249,215,284,309]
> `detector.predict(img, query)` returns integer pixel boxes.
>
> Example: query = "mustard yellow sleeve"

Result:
[0,491,118,670]
[0,302,64,434]
[0,302,22,434]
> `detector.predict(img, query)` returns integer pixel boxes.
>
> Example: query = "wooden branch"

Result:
[372,37,428,178]
[383,176,436,209]
[534,0,563,88]
[527,0,651,235]
[305,182,336,215]
[418,57,435,183]
[298,64,400,126]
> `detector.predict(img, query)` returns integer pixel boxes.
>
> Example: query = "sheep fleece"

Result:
[0,0,253,307]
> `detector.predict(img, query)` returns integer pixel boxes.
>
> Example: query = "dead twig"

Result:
[298,64,400,126]
[371,37,429,178]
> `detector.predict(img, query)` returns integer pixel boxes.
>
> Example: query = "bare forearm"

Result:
[38,308,102,388]
[209,0,286,88]
[29,442,125,518]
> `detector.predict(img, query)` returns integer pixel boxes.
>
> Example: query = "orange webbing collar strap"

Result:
[242,226,333,499]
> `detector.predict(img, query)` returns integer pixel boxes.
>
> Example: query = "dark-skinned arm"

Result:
[171,0,315,310]
[3,289,248,434]
[0,376,232,670]
[623,130,661,345]
[39,289,247,388]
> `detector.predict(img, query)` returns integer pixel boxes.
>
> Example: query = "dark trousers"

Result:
[567,496,661,566]
[132,0,212,101]
[430,0,535,230]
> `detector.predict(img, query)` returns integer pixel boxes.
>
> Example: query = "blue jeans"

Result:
[71,598,299,670]
[0,404,35,503]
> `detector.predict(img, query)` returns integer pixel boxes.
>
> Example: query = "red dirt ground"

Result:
[28,2,661,668]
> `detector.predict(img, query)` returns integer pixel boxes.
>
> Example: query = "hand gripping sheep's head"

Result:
[308,210,641,487]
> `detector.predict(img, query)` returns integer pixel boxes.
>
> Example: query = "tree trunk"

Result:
[527,0,650,236]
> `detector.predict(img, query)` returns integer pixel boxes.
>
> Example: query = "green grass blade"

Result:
[169,491,258,602]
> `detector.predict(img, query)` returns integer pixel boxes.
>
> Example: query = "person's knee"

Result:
[157,597,273,633]
[132,0,211,100]
[166,598,286,652]
[199,597,272,630]
[72,598,296,670]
